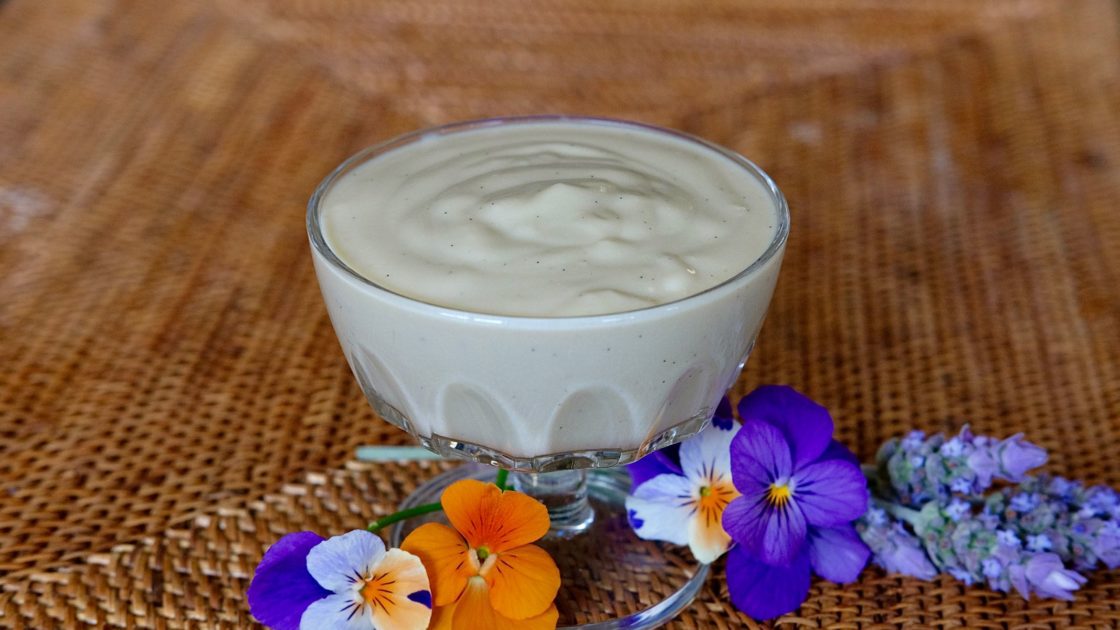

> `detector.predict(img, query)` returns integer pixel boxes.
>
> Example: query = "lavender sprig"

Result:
[857,493,1087,600]
[875,428,1047,505]
[909,498,1086,599]
[859,428,1120,602]
[983,475,1120,571]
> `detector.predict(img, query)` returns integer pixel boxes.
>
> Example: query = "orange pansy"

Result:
[429,578,559,630]
[401,479,560,629]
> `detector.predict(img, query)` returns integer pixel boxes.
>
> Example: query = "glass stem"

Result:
[510,469,595,538]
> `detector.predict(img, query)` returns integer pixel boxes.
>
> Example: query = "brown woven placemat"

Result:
[6,460,1120,629]
[2,0,1119,627]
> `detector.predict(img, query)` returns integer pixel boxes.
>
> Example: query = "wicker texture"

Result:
[1,0,1119,626]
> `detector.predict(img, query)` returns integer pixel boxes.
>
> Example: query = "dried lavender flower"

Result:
[861,428,1111,602]
[875,427,1047,506]
[985,475,1120,571]
[907,498,1087,600]
[855,506,938,580]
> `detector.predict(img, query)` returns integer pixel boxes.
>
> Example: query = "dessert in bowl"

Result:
[308,116,790,628]
[308,117,788,471]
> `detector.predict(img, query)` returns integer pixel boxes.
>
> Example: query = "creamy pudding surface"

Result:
[320,121,777,317]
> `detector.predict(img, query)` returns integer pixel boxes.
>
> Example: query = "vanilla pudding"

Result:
[308,117,787,467]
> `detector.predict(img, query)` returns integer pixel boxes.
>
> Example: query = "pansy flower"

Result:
[401,479,560,629]
[248,530,432,630]
[625,398,741,563]
[723,386,870,619]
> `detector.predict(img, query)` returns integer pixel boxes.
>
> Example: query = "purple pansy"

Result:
[723,386,869,565]
[726,546,812,621]
[248,530,432,630]
[248,532,332,630]
[721,386,870,619]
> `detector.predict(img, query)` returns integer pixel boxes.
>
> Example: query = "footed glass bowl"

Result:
[307,116,789,628]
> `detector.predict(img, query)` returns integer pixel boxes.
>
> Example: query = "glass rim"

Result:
[306,115,790,322]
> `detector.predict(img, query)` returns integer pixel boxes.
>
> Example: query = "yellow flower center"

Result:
[359,572,393,610]
[477,546,491,561]
[767,482,793,508]
[694,477,740,525]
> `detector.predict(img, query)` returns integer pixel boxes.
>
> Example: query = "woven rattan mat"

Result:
[2,0,1120,627]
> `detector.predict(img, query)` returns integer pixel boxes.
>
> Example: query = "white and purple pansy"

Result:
[626,398,741,563]
[248,529,432,630]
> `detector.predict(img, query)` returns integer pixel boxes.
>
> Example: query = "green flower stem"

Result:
[367,502,443,533]
[873,497,922,527]
[367,468,512,533]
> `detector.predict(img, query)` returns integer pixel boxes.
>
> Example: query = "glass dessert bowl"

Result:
[307,116,789,628]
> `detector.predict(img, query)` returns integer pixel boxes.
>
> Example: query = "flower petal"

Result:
[454,577,558,630]
[716,396,734,418]
[306,530,386,593]
[792,459,868,527]
[712,397,735,429]
[527,604,560,629]
[625,473,694,546]
[485,544,561,620]
[248,532,332,630]
[364,548,433,630]
[729,421,792,493]
[298,592,370,630]
[997,434,1048,482]
[1024,553,1086,601]
[807,524,870,584]
[441,479,550,552]
[429,604,454,630]
[627,446,683,489]
[1008,563,1031,599]
[737,385,833,470]
[679,421,740,484]
[400,523,473,607]
[818,439,859,466]
[687,503,733,564]
[722,492,807,566]
[873,528,938,580]
[726,545,811,620]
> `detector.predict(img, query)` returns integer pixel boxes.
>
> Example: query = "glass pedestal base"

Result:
[388,465,708,629]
